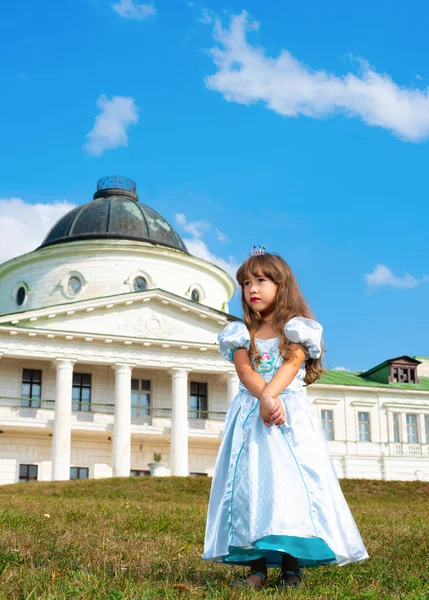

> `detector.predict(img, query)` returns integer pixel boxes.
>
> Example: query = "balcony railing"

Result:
[0,396,55,409]
[0,397,226,423]
[3,397,429,449]
[392,443,429,456]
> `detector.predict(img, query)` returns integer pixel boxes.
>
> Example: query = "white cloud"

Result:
[205,11,429,142]
[174,213,237,278]
[174,213,210,238]
[333,366,348,371]
[365,264,428,289]
[184,238,238,279]
[112,0,155,20]
[83,95,139,157]
[0,198,77,264]
[215,228,228,243]
[197,8,213,24]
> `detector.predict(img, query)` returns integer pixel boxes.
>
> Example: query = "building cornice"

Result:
[312,397,343,406]
[0,323,221,354]
[382,401,429,411]
[313,383,429,397]
[0,288,236,328]
[0,334,232,372]
[349,399,378,408]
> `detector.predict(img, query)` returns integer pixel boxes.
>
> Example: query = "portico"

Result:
[0,336,234,483]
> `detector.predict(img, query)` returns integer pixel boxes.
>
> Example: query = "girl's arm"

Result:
[233,349,285,426]
[261,343,307,401]
[233,349,267,398]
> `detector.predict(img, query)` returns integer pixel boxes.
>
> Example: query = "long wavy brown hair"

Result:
[236,253,324,385]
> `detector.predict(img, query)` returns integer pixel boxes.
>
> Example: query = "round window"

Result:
[191,289,200,302]
[133,276,148,292]
[16,286,27,306]
[67,276,82,297]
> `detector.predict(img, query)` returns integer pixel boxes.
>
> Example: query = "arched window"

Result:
[133,276,148,292]
[127,270,152,293]
[62,271,86,299]
[187,283,205,303]
[67,276,82,297]
[16,286,27,306]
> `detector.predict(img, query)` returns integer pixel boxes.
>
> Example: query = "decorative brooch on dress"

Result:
[249,245,267,256]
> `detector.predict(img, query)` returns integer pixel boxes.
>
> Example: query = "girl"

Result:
[203,252,368,589]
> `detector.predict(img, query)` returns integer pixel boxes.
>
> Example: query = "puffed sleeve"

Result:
[284,317,323,359]
[218,321,250,363]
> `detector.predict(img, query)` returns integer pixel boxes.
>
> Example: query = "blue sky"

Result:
[1,0,428,372]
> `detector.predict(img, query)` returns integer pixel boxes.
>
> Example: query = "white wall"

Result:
[417,358,429,377]
[0,434,220,484]
[1,356,429,484]
[0,240,234,316]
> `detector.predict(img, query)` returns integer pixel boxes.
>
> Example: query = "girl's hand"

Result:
[259,398,274,425]
[270,398,286,426]
[259,391,275,424]
[259,394,285,426]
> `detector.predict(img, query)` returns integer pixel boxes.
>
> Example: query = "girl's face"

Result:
[243,270,278,315]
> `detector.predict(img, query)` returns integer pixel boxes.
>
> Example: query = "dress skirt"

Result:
[203,388,369,568]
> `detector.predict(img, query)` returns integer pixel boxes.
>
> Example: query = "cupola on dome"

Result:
[40,176,188,253]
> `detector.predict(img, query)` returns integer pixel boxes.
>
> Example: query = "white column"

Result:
[52,358,75,481]
[112,363,133,477]
[401,412,408,445]
[418,413,426,445]
[386,410,393,443]
[227,371,239,406]
[170,368,189,476]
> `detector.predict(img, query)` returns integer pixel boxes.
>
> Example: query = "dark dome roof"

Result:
[40,176,188,253]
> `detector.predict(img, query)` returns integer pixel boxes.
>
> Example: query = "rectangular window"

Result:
[131,379,151,417]
[130,469,150,477]
[72,373,91,411]
[70,467,89,480]
[321,409,334,441]
[425,415,429,444]
[406,414,419,444]
[392,367,398,382]
[189,472,208,477]
[358,412,371,442]
[410,369,416,383]
[399,368,409,383]
[189,382,208,419]
[393,413,401,443]
[21,369,42,408]
[19,464,38,482]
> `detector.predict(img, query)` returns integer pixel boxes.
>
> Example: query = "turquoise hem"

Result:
[222,534,337,568]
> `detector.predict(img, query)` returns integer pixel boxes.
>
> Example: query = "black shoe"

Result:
[279,569,304,589]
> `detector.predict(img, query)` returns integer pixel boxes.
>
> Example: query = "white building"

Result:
[0,176,428,484]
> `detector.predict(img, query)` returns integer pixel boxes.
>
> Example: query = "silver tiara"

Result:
[249,245,266,256]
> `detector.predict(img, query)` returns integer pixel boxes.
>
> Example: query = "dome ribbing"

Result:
[40,176,188,253]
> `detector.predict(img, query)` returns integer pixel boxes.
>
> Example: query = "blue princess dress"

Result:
[203,317,368,568]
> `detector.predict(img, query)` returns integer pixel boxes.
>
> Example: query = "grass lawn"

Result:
[0,477,428,599]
